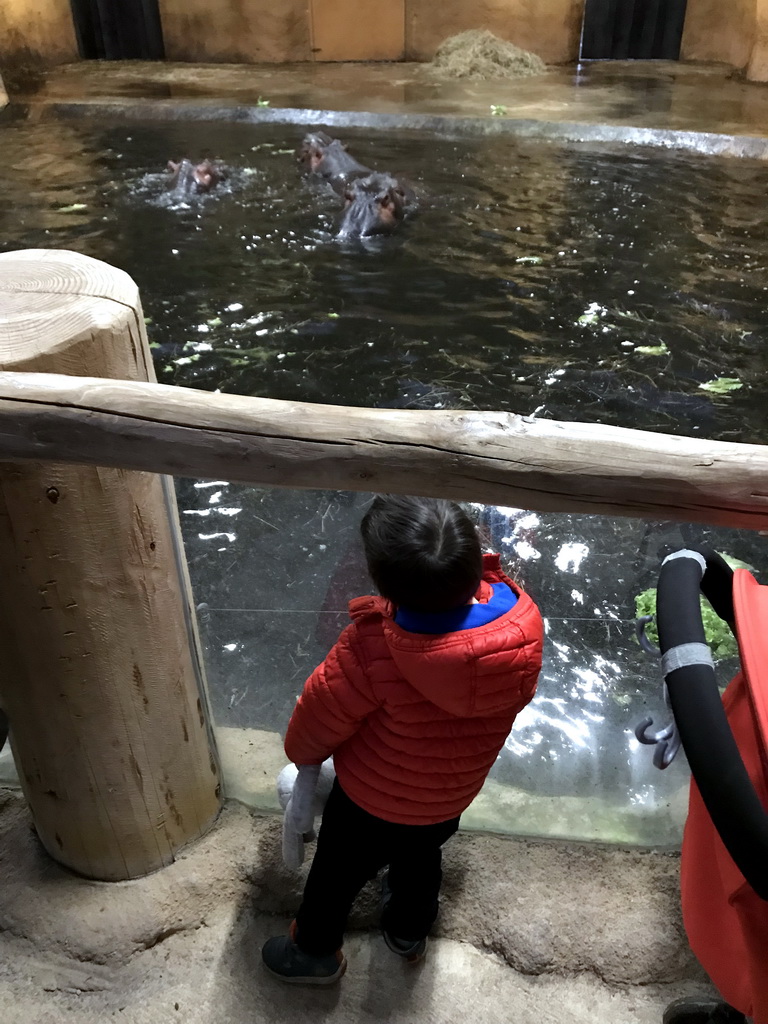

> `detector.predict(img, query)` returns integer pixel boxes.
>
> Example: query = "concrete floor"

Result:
[5,58,768,144]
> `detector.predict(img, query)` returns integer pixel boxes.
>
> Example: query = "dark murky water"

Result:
[2,114,767,843]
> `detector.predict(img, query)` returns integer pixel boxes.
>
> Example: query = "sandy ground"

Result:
[0,788,711,1023]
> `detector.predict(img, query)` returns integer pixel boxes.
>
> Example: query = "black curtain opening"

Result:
[69,0,165,60]
[581,0,688,60]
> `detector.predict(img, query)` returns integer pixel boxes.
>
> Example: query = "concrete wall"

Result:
[311,0,405,61]
[158,0,311,63]
[407,0,583,65]
[0,0,766,73]
[159,0,577,64]
[0,0,78,72]
[681,0,756,70]
[748,0,768,80]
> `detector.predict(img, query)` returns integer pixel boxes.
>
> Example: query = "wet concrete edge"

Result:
[13,100,768,159]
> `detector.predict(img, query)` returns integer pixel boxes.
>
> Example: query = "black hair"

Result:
[360,495,482,613]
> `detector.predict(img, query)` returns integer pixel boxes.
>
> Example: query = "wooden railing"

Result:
[1,369,767,531]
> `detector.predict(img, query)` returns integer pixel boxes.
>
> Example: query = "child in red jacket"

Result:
[262,495,544,984]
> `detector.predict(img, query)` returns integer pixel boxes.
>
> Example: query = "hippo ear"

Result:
[167,161,178,172]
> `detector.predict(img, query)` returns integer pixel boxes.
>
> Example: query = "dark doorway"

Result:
[69,0,165,60]
[580,0,688,60]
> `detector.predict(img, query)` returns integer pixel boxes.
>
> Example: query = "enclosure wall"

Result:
[1,0,766,72]
[681,0,756,69]
[748,0,768,80]
[406,0,583,64]
[157,0,311,63]
[0,0,78,74]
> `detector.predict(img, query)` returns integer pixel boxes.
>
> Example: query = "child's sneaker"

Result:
[380,872,428,964]
[382,930,428,964]
[663,998,747,1024]
[261,921,347,985]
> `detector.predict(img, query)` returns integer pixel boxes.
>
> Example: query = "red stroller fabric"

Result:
[680,569,768,1023]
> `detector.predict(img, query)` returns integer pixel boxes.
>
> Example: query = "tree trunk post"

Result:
[0,249,222,881]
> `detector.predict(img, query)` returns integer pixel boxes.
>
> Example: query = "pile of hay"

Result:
[428,29,546,80]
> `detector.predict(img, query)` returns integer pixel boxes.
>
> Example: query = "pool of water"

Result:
[2,112,767,844]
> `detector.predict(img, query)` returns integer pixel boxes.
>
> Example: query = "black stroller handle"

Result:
[656,546,768,901]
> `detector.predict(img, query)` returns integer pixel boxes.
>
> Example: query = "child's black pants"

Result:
[295,779,460,956]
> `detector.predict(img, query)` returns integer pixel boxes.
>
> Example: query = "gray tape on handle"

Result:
[661,642,714,677]
[661,549,707,577]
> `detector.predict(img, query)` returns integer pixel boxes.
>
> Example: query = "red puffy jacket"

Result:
[284,554,544,824]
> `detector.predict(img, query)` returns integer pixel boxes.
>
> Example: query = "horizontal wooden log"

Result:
[0,370,767,530]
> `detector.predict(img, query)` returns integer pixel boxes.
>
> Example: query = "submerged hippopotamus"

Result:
[299,131,415,238]
[166,158,228,195]
[298,131,371,195]
[337,172,413,239]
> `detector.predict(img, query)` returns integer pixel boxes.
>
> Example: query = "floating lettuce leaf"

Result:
[577,301,607,327]
[698,377,743,394]
[635,342,669,356]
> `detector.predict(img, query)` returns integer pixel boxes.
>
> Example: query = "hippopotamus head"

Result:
[193,159,227,191]
[166,158,227,194]
[336,172,407,238]
[298,131,337,172]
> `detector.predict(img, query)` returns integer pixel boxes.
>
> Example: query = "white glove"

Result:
[277,759,336,870]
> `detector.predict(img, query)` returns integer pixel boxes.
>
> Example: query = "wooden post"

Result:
[0,249,222,881]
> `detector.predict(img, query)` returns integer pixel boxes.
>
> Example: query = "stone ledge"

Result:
[24,100,768,160]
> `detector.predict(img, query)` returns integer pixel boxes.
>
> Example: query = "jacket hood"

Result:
[348,554,542,718]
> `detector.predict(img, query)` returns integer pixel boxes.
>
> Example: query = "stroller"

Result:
[636,547,768,1024]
